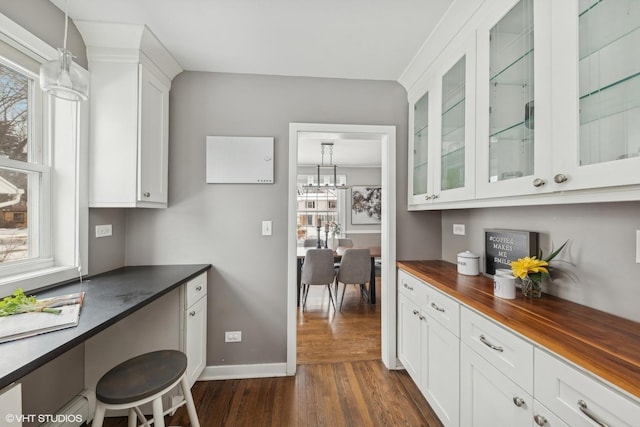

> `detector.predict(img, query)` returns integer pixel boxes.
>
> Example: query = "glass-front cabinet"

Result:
[476,0,552,199]
[552,0,640,191]
[408,33,476,208]
[409,90,432,204]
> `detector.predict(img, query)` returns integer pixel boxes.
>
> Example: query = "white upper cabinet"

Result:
[551,0,640,191]
[408,33,476,208]
[76,22,182,208]
[476,0,553,199]
[405,0,640,209]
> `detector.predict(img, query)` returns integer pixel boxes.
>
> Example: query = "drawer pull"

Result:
[430,302,445,312]
[189,311,196,316]
[196,285,202,291]
[512,396,526,407]
[578,400,609,427]
[533,415,548,426]
[404,283,414,291]
[479,334,504,352]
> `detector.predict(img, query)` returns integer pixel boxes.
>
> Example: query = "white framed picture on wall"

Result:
[351,186,382,224]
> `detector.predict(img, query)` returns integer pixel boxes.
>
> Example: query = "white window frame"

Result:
[0,13,88,294]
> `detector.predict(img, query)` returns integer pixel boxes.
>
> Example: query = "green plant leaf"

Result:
[544,240,568,262]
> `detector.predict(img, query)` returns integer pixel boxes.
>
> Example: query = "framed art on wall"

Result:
[351,186,382,224]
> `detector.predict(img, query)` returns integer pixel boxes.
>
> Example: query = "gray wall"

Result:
[124,71,442,366]
[441,202,640,322]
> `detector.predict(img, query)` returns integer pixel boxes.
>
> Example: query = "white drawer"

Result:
[533,400,569,427]
[461,307,533,393]
[424,284,460,337]
[397,270,426,305]
[535,348,640,427]
[185,272,207,308]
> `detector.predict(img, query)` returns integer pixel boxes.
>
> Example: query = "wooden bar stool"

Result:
[92,350,200,427]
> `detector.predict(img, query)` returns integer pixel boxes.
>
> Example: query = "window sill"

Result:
[0,265,81,295]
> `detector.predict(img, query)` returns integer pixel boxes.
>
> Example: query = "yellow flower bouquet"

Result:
[510,241,567,298]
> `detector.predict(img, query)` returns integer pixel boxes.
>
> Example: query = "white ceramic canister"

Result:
[493,274,516,299]
[457,251,480,276]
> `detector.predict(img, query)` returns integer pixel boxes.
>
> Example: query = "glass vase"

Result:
[521,276,542,298]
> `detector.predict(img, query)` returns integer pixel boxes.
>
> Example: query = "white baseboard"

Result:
[198,363,289,381]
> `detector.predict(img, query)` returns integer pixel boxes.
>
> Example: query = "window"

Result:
[0,14,88,292]
[306,201,315,209]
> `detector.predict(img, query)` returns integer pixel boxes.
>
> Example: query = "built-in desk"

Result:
[0,264,211,390]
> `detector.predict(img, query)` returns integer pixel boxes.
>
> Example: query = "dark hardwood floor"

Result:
[93,279,443,426]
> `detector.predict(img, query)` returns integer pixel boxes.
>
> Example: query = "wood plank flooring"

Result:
[92,279,443,426]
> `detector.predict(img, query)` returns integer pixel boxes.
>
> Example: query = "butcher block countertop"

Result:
[397,260,640,401]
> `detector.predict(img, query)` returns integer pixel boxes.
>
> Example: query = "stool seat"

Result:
[97,350,187,405]
[92,350,200,427]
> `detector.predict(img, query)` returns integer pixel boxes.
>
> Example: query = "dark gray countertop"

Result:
[0,264,211,389]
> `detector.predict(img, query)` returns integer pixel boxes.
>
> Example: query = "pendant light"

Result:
[39,0,88,102]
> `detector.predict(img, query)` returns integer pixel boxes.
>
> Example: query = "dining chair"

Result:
[304,238,323,248]
[337,238,354,248]
[300,248,337,311]
[334,248,371,311]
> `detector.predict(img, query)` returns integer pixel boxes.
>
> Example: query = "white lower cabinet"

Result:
[535,348,640,427]
[181,272,208,387]
[0,383,21,427]
[460,343,533,426]
[397,270,460,427]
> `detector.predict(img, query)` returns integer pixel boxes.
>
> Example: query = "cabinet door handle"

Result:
[404,283,414,291]
[512,396,526,407]
[196,285,202,291]
[412,309,419,316]
[430,302,445,312]
[532,178,546,187]
[143,192,151,198]
[189,311,196,316]
[479,334,504,352]
[432,194,440,199]
[418,314,425,321]
[533,415,548,426]
[553,173,568,184]
[578,400,609,427]
[424,194,432,200]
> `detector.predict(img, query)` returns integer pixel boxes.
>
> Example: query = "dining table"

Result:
[296,246,380,307]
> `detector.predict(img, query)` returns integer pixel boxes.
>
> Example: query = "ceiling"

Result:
[52,0,454,167]
[53,0,453,81]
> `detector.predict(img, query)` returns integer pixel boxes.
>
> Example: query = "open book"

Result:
[0,292,85,343]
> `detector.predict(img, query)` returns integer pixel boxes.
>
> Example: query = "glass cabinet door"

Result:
[441,57,467,192]
[488,0,534,184]
[552,0,640,191]
[579,0,640,165]
[413,92,430,197]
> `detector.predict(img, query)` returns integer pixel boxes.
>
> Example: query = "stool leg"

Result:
[127,408,137,427]
[181,376,200,427]
[151,397,165,427]
[92,403,106,427]
[133,406,150,427]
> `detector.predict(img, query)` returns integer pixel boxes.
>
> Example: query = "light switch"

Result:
[453,224,465,235]
[262,220,272,236]
[95,224,112,238]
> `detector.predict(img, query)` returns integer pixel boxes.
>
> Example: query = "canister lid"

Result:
[457,250,479,259]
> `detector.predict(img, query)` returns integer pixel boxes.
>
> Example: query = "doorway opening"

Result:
[287,123,397,375]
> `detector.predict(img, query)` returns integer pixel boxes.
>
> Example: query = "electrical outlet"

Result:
[453,224,465,235]
[225,331,242,342]
[95,224,112,238]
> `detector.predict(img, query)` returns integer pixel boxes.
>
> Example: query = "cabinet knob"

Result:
[418,314,425,321]
[532,178,546,187]
[553,173,568,183]
[196,285,202,291]
[512,396,526,407]
[144,192,151,198]
[189,311,196,316]
[533,415,548,426]
[432,194,440,199]
[412,309,419,316]
[425,194,432,200]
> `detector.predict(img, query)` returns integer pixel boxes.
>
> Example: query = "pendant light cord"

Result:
[63,0,69,50]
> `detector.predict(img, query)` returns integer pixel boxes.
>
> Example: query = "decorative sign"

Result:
[485,229,538,275]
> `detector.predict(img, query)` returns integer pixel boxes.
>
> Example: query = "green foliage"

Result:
[0,288,60,316]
